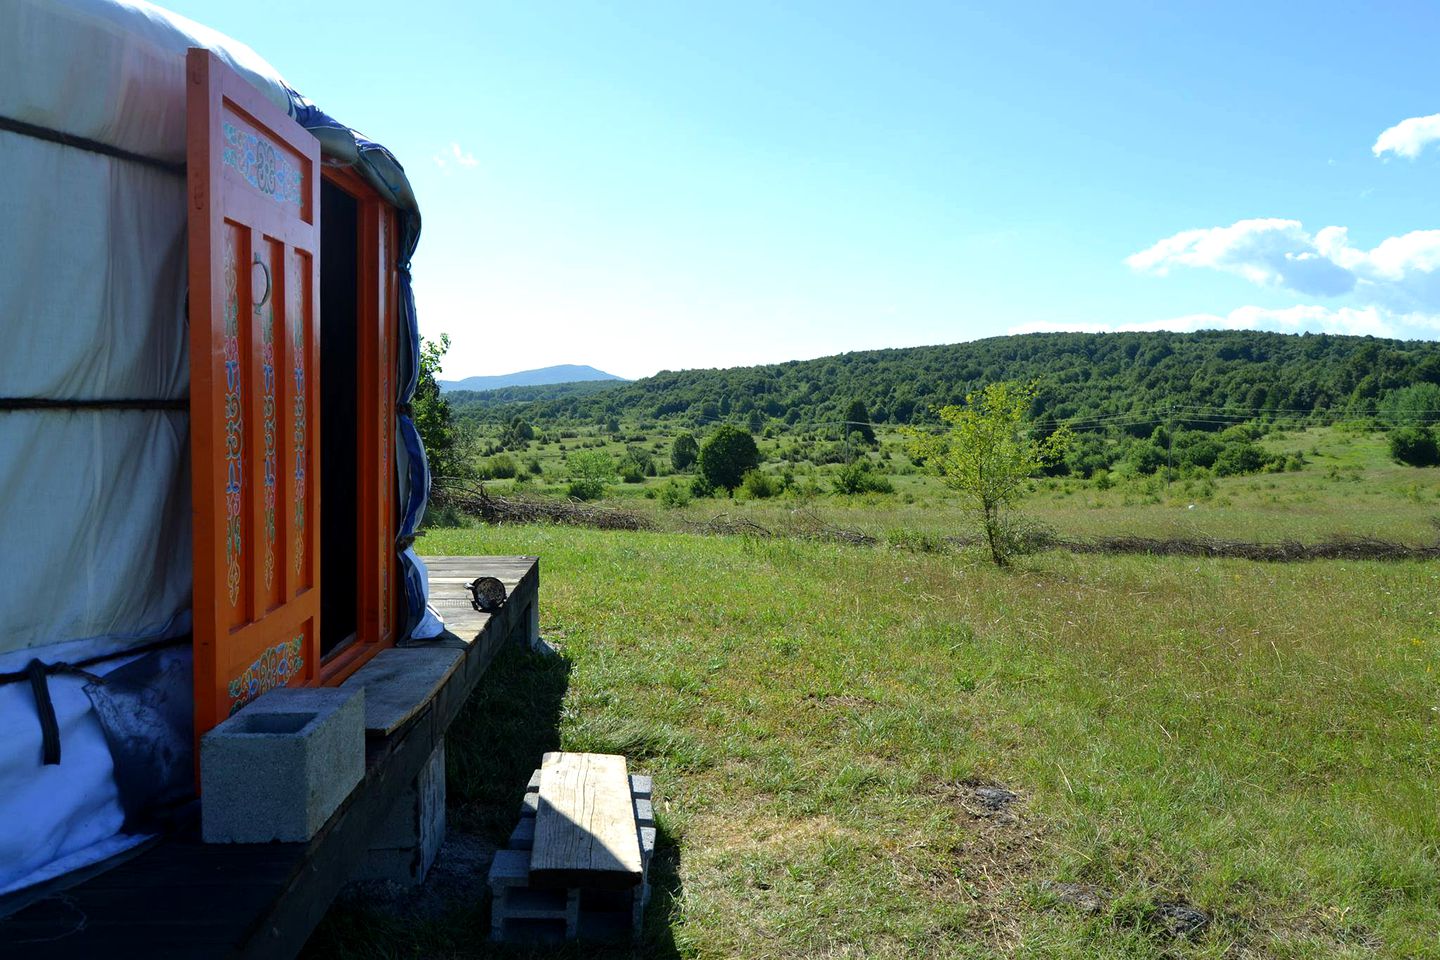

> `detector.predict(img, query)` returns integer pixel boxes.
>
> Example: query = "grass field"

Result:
[308,523,1440,959]
[461,425,1440,546]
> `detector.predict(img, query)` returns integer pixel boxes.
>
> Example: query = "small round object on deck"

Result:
[467,576,507,613]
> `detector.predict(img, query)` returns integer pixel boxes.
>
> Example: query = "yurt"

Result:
[0,0,435,898]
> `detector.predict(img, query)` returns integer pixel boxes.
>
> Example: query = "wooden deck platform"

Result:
[0,556,539,960]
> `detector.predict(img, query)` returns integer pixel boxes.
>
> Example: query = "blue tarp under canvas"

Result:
[0,0,433,896]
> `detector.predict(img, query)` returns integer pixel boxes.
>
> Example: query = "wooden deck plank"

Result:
[404,555,540,649]
[530,753,643,890]
[1,556,539,960]
[341,647,464,736]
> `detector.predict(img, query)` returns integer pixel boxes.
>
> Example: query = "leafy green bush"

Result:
[1379,383,1440,426]
[1389,425,1440,466]
[739,469,780,499]
[482,454,517,479]
[1220,422,1264,443]
[1214,441,1269,476]
[690,474,717,498]
[832,459,894,495]
[698,425,761,491]
[1172,430,1223,469]
[1065,433,1112,478]
[658,479,693,508]
[620,444,655,482]
[566,450,616,500]
[670,432,700,472]
[1122,439,1165,475]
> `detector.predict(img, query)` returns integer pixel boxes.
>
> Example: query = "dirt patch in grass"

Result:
[927,779,1046,949]
[801,692,877,710]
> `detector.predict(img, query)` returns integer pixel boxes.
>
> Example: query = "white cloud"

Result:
[432,142,479,171]
[1128,219,1440,313]
[1373,113,1440,160]
[1010,304,1439,339]
[1125,218,1355,296]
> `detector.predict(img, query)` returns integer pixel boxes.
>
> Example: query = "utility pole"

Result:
[1166,403,1174,487]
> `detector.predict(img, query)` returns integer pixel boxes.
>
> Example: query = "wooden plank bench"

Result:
[532,752,644,890]
[488,752,655,943]
[0,556,539,960]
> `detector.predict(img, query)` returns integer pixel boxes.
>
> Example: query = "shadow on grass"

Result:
[303,644,687,959]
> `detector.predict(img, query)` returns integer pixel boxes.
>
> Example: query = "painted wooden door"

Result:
[186,49,321,736]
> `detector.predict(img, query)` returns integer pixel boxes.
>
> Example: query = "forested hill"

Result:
[448,330,1440,429]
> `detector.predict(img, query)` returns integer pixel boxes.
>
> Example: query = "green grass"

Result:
[469,425,1440,546]
[308,525,1440,959]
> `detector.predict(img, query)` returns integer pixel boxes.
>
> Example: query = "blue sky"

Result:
[163,0,1440,380]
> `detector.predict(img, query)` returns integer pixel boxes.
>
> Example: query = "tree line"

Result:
[447,330,1440,432]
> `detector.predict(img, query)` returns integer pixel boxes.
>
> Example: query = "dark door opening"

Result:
[319,178,358,656]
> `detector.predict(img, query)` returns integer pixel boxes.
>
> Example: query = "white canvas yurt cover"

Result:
[0,0,435,899]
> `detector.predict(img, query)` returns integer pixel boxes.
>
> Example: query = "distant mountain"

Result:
[439,364,626,392]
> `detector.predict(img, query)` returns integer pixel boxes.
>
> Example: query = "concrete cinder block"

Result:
[354,739,446,884]
[508,817,536,850]
[201,687,365,843]
[488,848,532,889]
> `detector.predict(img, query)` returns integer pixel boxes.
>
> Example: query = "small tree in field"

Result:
[903,381,1070,565]
[670,432,700,472]
[697,425,760,492]
[566,450,616,501]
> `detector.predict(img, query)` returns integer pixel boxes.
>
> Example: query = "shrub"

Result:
[698,425,761,491]
[566,450,616,501]
[1172,430,1223,469]
[622,444,655,480]
[670,433,700,472]
[832,459,894,495]
[1220,422,1264,443]
[1065,433,1113,479]
[1379,383,1440,427]
[690,474,716,498]
[1123,439,1165,475]
[740,469,780,499]
[1214,443,1262,476]
[483,453,517,480]
[1389,425,1440,466]
[658,479,692,508]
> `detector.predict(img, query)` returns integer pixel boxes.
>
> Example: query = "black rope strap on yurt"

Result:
[15,661,100,766]
[0,398,188,412]
[0,635,189,766]
[0,114,185,177]
[0,397,188,414]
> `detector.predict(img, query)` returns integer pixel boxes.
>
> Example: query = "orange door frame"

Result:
[315,162,401,686]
